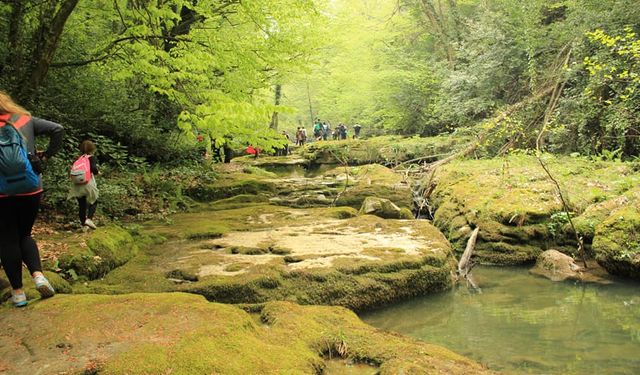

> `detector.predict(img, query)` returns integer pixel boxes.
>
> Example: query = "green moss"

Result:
[146,204,285,240]
[334,165,413,209]
[166,269,199,282]
[187,177,276,202]
[324,207,359,219]
[359,197,414,219]
[208,194,270,211]
[223,263,251,272]
[430,155,639,265]
[186,259,454,311]
[241,165,278,178]
[592,206,640,279]
[229,246,269,255]
[86,226,139,268]
[57,225,138,280]
[399,208,414,219]
[298,135,471,166]
[0,294,491,374]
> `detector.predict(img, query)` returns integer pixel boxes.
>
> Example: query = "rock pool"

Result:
[361,266,640,374]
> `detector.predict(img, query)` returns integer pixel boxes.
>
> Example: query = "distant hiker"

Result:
[68,140,100,231]
[277,131,290,156]
[0,91,63,307]
[353,124,362,139]
[322,122,330,141]
[196,134,207,158]
[246,144,260,158]
[313,120,322,141]
[301,127,307,144]
[338,123,348,140]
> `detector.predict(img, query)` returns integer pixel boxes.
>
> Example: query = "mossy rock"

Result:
[0,294,492,374]
[323,206,359,219]
[430,155,639,265]
[208,194,271,210]
[186,177,276,202]
[334,164,412,209]
[57,225,138,280]
[176,213,457,311]
[359,197,413,219]
[573,188,639,240]
[592,206,640,279]
[85,206,457,310]
[235,155,310,170]
[187,260,454,311]
[298,135,471,166]
[144,204,286,240]
[241,165,279,178]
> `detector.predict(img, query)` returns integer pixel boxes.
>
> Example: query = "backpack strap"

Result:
[0,114,31,129]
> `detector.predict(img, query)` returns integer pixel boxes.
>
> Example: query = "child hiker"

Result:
[69,140,99,230]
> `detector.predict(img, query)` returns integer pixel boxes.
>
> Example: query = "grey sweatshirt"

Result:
[20,116,65,158]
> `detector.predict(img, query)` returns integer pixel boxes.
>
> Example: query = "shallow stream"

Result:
[361,266,640,374]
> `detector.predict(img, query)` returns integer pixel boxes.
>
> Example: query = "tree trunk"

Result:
[19,0,80,102]
[419,0,456,68]
[269,84,282,130]
[4,0,25,87]
[306,81,314,125]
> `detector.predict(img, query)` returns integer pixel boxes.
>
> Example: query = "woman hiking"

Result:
[0,91,64,307]
[68,140,99,230]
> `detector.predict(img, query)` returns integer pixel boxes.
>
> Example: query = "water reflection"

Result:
[361,266,640,374]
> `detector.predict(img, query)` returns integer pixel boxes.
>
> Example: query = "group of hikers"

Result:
[295,118,362,146]
[0,91,100,308]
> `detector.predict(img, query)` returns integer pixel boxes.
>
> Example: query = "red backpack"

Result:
[70,155,91,185]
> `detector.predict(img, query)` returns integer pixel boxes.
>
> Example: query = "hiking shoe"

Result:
[84,219,97,229]
[11,290,27,307]
[33,274,55,299]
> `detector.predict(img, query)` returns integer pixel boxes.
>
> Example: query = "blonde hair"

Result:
[0,91,30,116]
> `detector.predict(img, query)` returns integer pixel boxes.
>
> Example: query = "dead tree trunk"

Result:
[458,227,481,291]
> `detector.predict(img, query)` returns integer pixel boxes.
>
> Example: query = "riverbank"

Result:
[2,135,640,373]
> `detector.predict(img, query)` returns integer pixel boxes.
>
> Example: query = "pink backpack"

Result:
[70,155,91,185]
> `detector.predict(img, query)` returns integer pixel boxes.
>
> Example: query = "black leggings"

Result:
[0,194,43,289]
[77,196,97,224]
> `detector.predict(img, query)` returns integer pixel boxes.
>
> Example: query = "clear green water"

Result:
[361,266,640,374]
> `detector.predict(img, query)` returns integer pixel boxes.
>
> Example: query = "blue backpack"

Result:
[0,116,40,195]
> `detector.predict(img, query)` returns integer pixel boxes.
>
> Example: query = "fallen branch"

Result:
[458,227,481,292]
[414,168,437,219]
[458,227,479,277]
[391,152,453,170]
